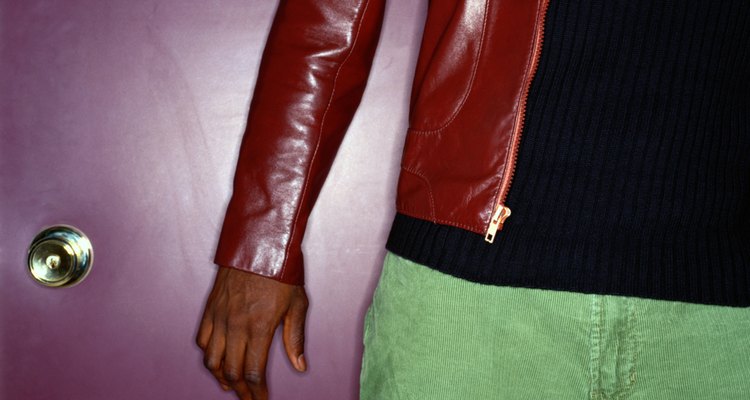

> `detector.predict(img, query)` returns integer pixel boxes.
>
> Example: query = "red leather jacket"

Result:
[215,0,550,285]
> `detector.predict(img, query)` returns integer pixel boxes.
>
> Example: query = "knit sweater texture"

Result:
[386,0,750,306]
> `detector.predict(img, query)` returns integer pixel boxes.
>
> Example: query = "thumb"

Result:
[283,293,308,372]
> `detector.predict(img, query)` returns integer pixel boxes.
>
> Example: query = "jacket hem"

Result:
[385,212,750,307]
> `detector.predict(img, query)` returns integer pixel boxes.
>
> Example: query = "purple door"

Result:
[0,1,424,398]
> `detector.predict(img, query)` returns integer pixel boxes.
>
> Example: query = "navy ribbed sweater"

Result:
[386,0,750,306]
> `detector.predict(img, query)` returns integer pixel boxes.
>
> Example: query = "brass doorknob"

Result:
[27,225,93,287]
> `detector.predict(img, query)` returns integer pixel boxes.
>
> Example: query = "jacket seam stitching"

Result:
[282,0,372,281]
[400,165,437,221]
[407,0,491,135]
[395,207,481,232]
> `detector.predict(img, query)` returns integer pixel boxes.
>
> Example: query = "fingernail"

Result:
[297,354,307,372]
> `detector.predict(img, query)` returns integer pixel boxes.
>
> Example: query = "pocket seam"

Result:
[408,0,491,135]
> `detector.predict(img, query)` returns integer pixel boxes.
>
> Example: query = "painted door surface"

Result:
[1,1,424,399]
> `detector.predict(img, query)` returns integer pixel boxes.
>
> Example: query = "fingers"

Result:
[204,316,231,390]
[282,294,308,372]
[229,381,254,400]
[224,323,253,398]
[196,311,214,352]
[223,326,247,383]
[243,330,274,400]
[197,308,230,390]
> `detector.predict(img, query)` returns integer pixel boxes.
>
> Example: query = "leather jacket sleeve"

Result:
[214,0,387,285]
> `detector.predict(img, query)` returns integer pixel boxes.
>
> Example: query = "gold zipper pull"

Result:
[485,204,511,243]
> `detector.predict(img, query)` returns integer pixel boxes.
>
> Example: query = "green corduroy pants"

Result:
[360,251,750,400]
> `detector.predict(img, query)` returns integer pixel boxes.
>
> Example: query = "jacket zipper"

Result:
[485,0,550,243]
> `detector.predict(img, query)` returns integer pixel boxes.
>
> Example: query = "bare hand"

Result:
[197,266,308,400]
